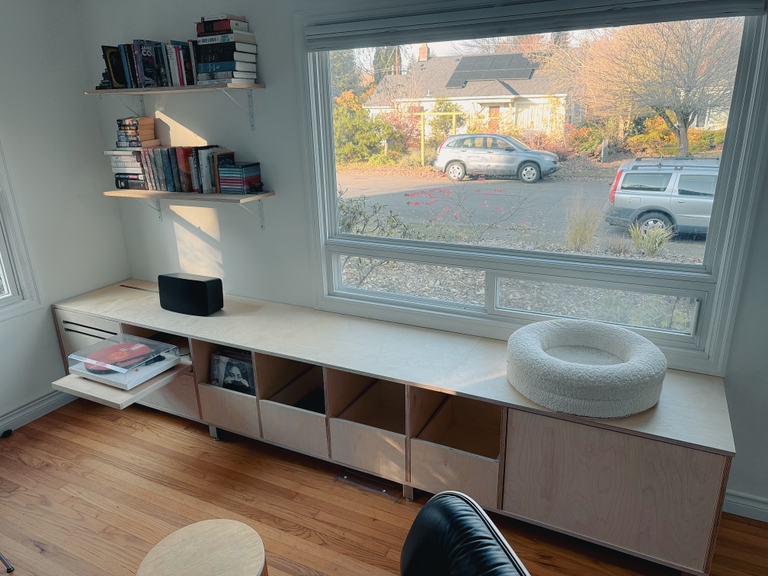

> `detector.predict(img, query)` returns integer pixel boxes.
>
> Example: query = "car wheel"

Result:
[446,162,466,181]
[636,212,673,234]
[519,162,540,183]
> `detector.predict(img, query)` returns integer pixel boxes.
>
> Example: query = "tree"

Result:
[373,46,404,83]
[330,50,363,97]
[545,19,742,156]
[461,34,548,54]
[429,98,465,143]
[333,91,396,162]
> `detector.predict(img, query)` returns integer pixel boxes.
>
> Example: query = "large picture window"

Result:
[305,2,768,374]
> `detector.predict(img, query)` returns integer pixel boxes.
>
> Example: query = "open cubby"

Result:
[255,353,328,458]
[328,375,407,483]
[410,394,503,509]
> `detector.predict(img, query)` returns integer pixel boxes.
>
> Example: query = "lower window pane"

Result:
[340,255,485,306]
[497,277,696,334]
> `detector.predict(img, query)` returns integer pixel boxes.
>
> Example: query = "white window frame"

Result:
[0,139,40,320]
[298,2,768,376]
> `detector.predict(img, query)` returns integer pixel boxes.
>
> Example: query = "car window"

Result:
[677,174,717,196]
[621,172,672,191]
[489,137,512,150]
[455,137,484,148]
[446,139,463,148]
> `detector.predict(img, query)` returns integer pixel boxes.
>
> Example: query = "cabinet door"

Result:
[503,409,728,574]
[139,373,200,420]
[54,308,120,360]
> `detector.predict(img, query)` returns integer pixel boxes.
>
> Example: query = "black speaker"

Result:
[158,273,223,316]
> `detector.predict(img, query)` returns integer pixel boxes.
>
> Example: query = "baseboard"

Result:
[0,391,74,433]
[723,489,768,523]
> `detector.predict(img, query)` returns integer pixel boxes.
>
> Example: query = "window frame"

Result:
[300,6,768,376]
[0,139,40,320]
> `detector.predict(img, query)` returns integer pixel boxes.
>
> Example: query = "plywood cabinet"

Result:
[50,282,735,576]
[503,409,729,574]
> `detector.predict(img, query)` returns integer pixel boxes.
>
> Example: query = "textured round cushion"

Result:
[506,319,667,418]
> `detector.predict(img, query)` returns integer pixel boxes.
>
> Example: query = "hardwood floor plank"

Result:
[1,399,766,576]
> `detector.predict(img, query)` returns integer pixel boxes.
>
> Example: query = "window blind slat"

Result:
[305,0,765,51]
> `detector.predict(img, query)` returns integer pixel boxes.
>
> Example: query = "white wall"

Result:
[0,0,130,425]
[5,0,763,521]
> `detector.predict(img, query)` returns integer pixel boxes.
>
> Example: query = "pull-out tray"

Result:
[52,360,192,409]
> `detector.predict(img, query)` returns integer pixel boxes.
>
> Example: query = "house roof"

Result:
[364,53,561,108]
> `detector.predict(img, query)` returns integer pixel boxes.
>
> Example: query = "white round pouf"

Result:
[506,319,667,418]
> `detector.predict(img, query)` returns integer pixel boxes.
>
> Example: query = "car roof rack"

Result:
[630,155,720,170]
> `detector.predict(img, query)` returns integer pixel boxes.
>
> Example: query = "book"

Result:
[198,147,226,193]
[152,148,166,190]
[196,70,258,80]
[212,151,236,193]
[118,44,133,88]
[116,139,161,148]
[196,78,256,86]
[196,50,256,63]
[117,117,154,127]
[196,41,257,55]
[115,129,155,137]
[149,149,162,190]
[117,134,155,143]
[154,44,169,87]
[180,45,195,85]
[200,14,246,22]
[140,149,156,190]
[175,45,186,86]
[166,44,180,86]
[103,149,142,157]
[176,147,193,192]
[115,178,148,190]
[187,40,199,85]
[197,61,256,73]
[124,43,140,87]
[114,173,145,181]
[160,148,175,192]
[110,160,142,168]
[169,147,182,192]
[196,20,249,35]
[196,31,256,45]
[102,46,127,89]
[131,40,145,87]
[111,166,144,174]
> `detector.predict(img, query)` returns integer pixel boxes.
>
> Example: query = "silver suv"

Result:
[434,133,559,183]
[603,158,719,234]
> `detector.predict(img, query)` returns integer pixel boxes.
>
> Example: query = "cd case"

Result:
[68,334,181,390]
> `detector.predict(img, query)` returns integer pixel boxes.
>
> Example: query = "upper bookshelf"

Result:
[104,190,274,203]
[85,83,265,95]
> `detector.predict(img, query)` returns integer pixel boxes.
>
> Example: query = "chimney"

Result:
[419,43,430,62]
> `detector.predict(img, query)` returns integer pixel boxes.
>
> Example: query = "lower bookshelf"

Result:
[104,190,275,203]
[50,280,734,576]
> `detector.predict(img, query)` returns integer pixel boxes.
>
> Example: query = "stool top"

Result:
[137,519,266,576]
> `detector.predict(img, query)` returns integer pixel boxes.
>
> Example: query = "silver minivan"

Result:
[433,133,560,183]
[603,158,719,234]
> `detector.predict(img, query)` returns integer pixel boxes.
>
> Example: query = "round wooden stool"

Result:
[137,519,267,576]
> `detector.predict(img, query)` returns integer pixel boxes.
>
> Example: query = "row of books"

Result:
[98,13,257,90]
[105,150,145,190]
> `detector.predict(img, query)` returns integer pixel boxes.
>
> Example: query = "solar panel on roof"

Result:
[445,54,536,89]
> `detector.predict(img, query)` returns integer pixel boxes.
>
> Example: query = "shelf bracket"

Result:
[217,88,256,131]
[111,94,146,118]
[239,199,266,230]
[141,198,162,221]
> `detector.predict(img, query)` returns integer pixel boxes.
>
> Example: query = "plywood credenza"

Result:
[51,279,735,575]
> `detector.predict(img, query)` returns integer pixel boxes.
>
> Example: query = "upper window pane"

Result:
[0,255,9,298]
[331,18,743,264]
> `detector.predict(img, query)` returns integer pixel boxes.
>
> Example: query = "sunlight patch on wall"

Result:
[154,111,208,146]
[171,206,223,278]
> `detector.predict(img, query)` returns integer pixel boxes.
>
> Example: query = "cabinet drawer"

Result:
[503,409,728,573]
[329,379,406,483]
[259,365,328,458]
[410,396,502,509]
[138,373,200,420]
[54,308,120,359]
[198,383,260,439]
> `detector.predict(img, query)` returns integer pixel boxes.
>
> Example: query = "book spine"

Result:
[196,51,255,63]
[175,45,185,86]
[141,40,159,87]
[187,40,198,85]
[114,173,145,180]
[161,149,175,192]
[132,40,145,87]
[116,141,144,148]
[116,134,153,143]
[175,147,190,192]
[180,45,195,86]
[196,33,255,45]
[196,42,257,55]
[166,44,179,86]
[140,149,155,190]
[196,20,249,35]
[154,44,168,87]
[111,166,144,174]
[190,149,200,193]
[197,61,256,73]
[110,159,142,167]
[115,129,154,137]
[169,147,182,191]
[115,179,148,190]
[152,149,166,190]
[117,117,152,127]
[200,14,246,22]
[118,44,133,88]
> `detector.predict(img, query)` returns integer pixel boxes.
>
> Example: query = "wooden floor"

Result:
[0,400,766,576]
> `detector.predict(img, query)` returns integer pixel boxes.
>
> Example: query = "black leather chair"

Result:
[401,491,530,576]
